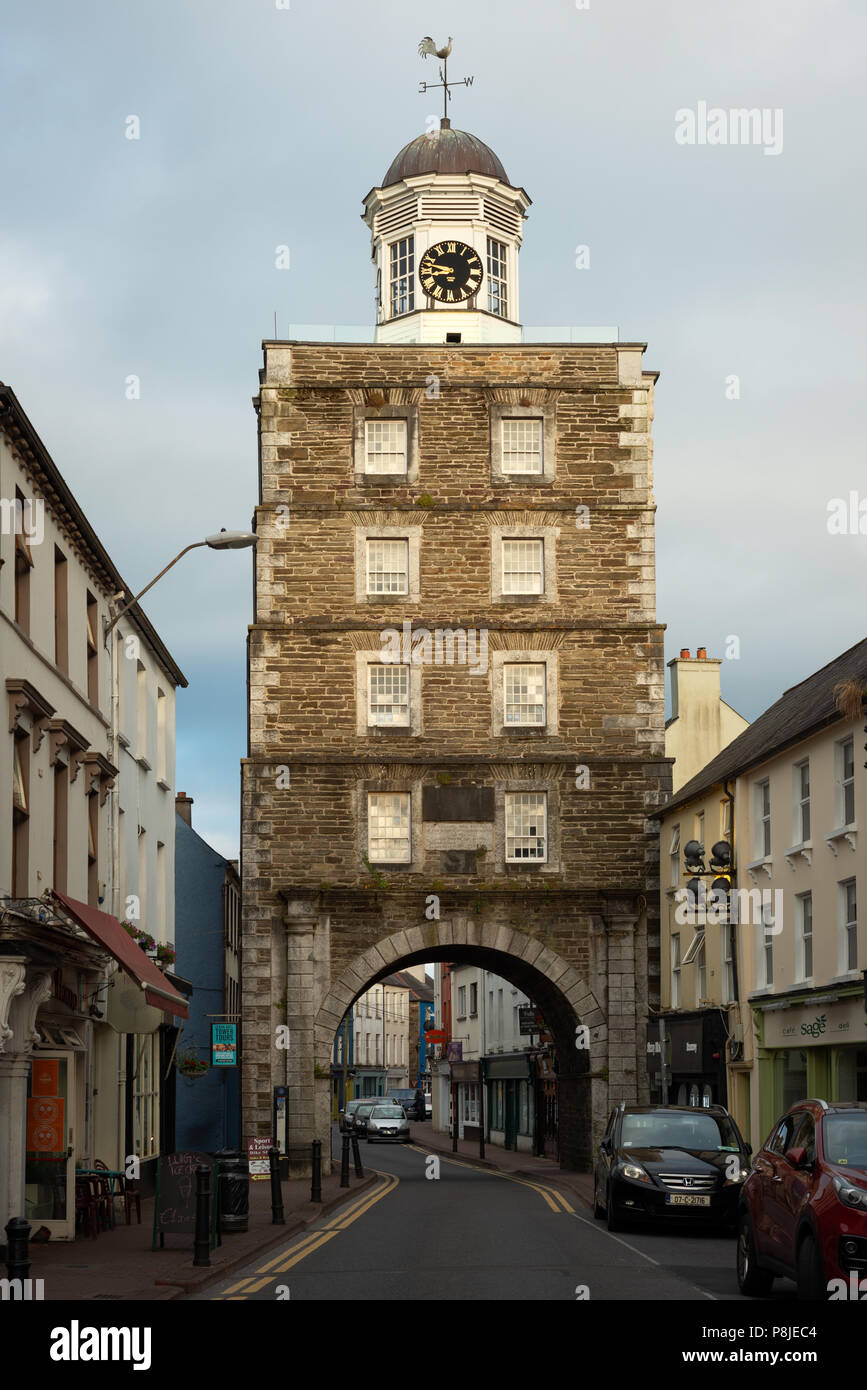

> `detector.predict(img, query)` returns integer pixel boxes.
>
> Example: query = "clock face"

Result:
[418,241,483,303]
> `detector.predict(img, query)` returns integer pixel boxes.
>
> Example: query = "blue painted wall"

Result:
[174,814,239,1151]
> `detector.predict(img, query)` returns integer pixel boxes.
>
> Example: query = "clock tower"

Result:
[363,120,530,344]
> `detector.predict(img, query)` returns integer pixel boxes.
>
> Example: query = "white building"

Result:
[433,962,541,1153]
[0,383,188,1240]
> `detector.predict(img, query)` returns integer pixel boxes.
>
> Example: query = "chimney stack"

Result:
[176,792,193,827]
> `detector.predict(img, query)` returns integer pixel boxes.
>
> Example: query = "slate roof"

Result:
[656,636,867,818]
[381,969,435,1002]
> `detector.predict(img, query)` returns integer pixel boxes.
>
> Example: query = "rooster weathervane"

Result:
[418,36,474,128]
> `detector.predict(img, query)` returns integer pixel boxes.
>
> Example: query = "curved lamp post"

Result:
[103,529,257,639]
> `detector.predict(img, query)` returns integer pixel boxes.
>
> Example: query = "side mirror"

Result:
[784,1145,808,1169]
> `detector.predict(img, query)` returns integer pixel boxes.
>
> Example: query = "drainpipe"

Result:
[724,779,739,1005]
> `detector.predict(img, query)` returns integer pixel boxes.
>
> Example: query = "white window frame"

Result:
[502,537,545,595]
[365,538,409,596]
[457,985,466,1018]
[367,661,410,727]
[389,235,414,318]
[492,650,558,737]
[355,527,422,604]
[794,759,811,844]
[501,417,543,475]
[671,933,681,1008]
[364,418,408,475]
[489,403,557,485]
[839,878,858,975]
[486,236,508,318]
[696,937,707,1002]
[755,779,771,858]
[722,925,735,1005]
[835,736,855,828]
[504,791,548,863]
[756,901,774,989]
[503,662,547,727]
[669,823,681,889]
[367,791,411,864]
[795,891,813,983]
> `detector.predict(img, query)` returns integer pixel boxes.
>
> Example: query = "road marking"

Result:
[210,1171,399,1298]
[406,1144,572,1214]
[565,1207,717,1300]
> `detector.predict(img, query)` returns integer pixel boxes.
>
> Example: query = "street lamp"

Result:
[103,530,257,639]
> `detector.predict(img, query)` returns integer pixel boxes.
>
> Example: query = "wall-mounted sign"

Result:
[446,1041,463,1062]
[211,1023,237,1067]
[247,1136,273,1180]
[519,1007,544,1035]
[424,1028,447,1044]
[763,996,867,1050]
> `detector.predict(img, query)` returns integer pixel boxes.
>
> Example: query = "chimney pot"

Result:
[680,648,690,659]
[697,647,707,659]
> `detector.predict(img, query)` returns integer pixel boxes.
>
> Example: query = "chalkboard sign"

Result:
[151,1151,219,1250]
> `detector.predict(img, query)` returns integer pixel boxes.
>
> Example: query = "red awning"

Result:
[51,891,189,1021]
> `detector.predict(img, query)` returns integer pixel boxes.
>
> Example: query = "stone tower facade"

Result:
[240,121,668,1173]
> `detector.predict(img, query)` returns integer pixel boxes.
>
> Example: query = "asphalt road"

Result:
[196,1132,798,1302]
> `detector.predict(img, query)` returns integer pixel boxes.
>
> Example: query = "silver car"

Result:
[366,1104,411,1143]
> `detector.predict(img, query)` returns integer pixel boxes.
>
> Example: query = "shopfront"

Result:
[645,1011,728,1110]
[754,988,867,1141]
[486,1053,534,1154]
[450,1060,482,1141]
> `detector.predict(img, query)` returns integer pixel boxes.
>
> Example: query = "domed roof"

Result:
[383,125,509,188]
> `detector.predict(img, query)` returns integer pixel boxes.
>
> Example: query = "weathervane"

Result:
[417,36,473,128]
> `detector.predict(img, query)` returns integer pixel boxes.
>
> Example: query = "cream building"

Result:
[0,383,187,1239]
[665,647,748,793]
[352,972,416,1097]
[657,638,867,1150]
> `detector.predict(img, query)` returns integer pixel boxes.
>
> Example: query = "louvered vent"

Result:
[375,197,418,237]
[484,198,521,238]
[418,192,482,221]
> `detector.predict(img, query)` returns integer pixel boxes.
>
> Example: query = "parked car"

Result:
[737,1100,867,1300]
[593,1103,751,1232]
[385,1089,424,1120]
[339,1099,374,1133]
[366,1105,412,1144]
[352,1101,382,1137]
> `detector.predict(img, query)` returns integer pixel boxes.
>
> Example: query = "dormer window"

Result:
[487,237,508,317]
[390,236,414,317]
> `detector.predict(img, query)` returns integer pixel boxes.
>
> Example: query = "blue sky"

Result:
[2,0,865,857]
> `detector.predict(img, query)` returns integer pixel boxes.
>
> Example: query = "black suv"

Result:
[594,1103,752,1232]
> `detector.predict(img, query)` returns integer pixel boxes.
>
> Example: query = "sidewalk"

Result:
[27,1159,376,1302]
[408,1122,595,1210]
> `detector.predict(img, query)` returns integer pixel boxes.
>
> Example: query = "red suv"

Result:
[737,1100,867,1299]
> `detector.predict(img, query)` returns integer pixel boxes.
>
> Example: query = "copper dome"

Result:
[383,126,509,188]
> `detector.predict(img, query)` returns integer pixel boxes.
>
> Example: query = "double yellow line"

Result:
[405,1145,575,1215]
[214,1172,399,1300]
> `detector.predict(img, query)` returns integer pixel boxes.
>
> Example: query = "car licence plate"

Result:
[666,1194,711,1207]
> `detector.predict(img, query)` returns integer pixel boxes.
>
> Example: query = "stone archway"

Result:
[313,917,607,1172]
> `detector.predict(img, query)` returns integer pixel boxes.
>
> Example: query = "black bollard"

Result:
[340,1133,350,1188]
[192,1164,211,1267]
[351,1133,364,1178]
[269,1147,285,1225]
[311,1139,322,1203]
[4,1217,31,1281]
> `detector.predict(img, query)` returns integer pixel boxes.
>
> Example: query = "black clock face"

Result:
[418,241,483,303]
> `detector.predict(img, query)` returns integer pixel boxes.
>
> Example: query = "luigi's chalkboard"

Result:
[151,1151,219,1250]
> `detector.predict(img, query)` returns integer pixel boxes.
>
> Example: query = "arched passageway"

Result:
[315,925,606,1172]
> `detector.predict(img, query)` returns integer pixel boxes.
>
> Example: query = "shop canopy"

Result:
[51,891,189,1021]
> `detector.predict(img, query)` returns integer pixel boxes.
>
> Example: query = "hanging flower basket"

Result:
[177,1048,208,1079]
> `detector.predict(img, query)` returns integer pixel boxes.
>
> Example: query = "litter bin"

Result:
[216,1148,249,1233]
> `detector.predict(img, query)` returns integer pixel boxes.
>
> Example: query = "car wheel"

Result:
[605,1184,623,1233]
[736,1211,774,1297]
[593,1172,605,1220]
[796,1232,827,1301]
